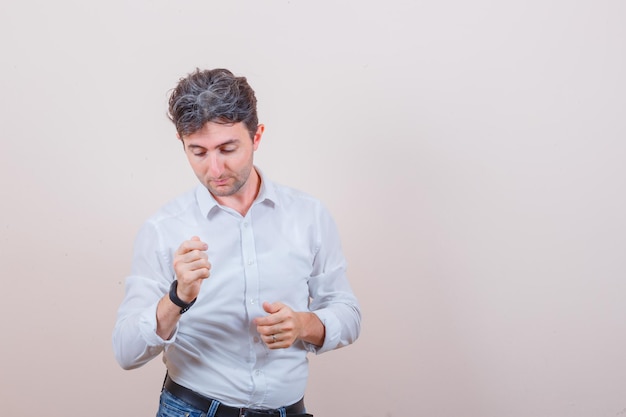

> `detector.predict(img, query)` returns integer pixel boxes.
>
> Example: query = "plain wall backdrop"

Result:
[1,1,625,416]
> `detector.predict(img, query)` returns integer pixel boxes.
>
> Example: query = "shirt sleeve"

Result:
[305,203,362,354]
[112,221,179,370]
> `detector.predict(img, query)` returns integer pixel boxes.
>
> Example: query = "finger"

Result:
[194,257,211,270]
[256,322,278,335]
[176,243,207,258]
[176,237,208,255]
[173,252,208,276]
[174,248,209,272]
[185,258,211,274]
[179,249,209,264]
[177,266,210,282]
[175,265,210,301]
[264,332,296,350]
[183,255,211,273]
[264,333,281,347]
[262,301,283,314]
[254,314,280,327]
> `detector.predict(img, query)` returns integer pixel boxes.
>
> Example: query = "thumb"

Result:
[262,301,281,314]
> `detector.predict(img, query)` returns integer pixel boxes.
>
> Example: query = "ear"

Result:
[176,132,186,150]
[252,124,265,151]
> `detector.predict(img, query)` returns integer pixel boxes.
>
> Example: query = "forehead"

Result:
[183,121,250,147]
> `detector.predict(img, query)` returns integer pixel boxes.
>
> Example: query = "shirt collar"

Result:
[195,167,279,218]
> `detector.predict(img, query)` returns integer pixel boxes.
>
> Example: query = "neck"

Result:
[214,168,261,216]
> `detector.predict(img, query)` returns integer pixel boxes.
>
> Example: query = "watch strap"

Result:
[169,280,197,314]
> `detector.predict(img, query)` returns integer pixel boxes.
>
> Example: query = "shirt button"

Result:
[253,336,260,343]
[247,259,254,265]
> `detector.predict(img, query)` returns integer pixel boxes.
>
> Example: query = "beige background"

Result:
[1,1,625,416]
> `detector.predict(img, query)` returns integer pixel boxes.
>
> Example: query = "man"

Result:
[112,68,361,417]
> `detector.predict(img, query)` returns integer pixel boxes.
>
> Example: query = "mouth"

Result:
[211,178,230,186]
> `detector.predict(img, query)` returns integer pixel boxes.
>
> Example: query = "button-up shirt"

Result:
[112,171,361,408]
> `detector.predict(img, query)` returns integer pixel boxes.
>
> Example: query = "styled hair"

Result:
[168,68,258,139]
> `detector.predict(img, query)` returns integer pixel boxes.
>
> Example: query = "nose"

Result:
[207,152,225,177]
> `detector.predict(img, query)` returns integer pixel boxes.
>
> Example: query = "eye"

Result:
[192,150,206,157]
[221,147,236,154]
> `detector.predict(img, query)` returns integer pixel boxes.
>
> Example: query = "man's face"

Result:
[181,121,263,199]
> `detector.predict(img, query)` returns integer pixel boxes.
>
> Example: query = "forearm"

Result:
[296,311,326,347]
[309,302,361,354]
[156,294,184,340]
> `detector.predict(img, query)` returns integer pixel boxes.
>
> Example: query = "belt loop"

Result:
[207,399,220,417]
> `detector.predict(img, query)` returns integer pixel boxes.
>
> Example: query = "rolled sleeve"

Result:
[112,221,176,369]
[138,300,179,347]
[305,204,362,354]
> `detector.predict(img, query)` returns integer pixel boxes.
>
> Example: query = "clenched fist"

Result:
[172,236,211,303]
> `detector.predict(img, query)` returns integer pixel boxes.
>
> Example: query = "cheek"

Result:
[188,158,208,175]
[225,155,247,171]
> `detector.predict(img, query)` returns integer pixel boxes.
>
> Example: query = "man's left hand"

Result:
[254,302,304,349]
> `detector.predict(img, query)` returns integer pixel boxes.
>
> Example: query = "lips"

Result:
[211,178,230,186]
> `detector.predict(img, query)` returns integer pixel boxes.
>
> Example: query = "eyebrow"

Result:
[186,139,240,151]
[218,139,240,147]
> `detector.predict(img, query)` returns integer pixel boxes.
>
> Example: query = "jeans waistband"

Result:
[163,375,307,417]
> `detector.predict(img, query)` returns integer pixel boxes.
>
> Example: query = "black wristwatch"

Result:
[169,280,197,314]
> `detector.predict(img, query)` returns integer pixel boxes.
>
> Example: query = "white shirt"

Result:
[112,171,361,408]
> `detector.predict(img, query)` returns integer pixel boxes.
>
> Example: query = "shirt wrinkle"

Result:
[112,169,361,408]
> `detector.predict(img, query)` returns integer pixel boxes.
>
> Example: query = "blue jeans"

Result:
[156,389,310,417]
[157,389,212,417]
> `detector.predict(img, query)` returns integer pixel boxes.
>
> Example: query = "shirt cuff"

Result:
[307,309,340,354]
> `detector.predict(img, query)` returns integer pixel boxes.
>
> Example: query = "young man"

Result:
[112,68,361,417]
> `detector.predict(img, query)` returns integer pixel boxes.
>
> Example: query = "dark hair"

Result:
[168,68,258,139]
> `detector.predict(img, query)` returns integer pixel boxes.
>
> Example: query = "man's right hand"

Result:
[172,236,211,303]
[156,236,210,339]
